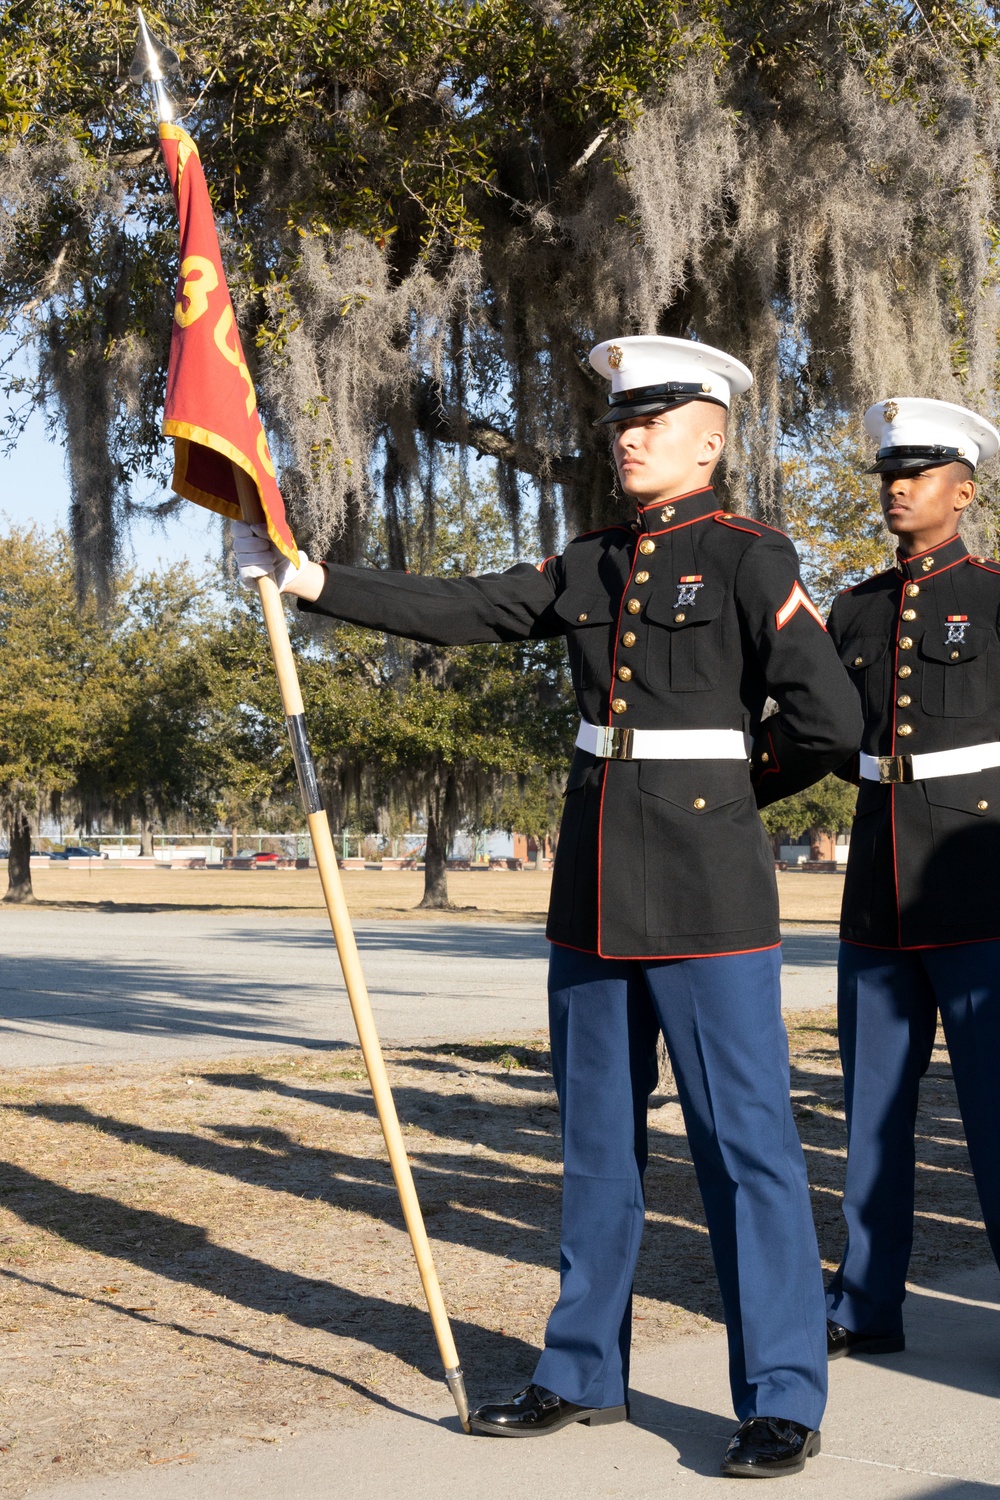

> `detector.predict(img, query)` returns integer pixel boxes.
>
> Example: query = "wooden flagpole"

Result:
[131,9,470,1430]
[243,495,471,1433]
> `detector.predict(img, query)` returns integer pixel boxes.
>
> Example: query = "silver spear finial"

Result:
[130,8,179,124]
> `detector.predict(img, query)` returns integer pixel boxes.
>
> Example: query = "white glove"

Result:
[231,519,308,592]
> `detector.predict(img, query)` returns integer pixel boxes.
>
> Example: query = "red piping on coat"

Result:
[897,534,961,566]
[714,514,788,538]
[550,936,783,961]
[889,578,908,946]
[637,485,715,515]
[596,526,646,948]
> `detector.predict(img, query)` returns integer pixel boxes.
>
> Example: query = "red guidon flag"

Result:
[158,121,298,566]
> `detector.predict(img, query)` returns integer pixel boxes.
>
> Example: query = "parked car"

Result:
[227,849,279,869]
[49,845,101,861]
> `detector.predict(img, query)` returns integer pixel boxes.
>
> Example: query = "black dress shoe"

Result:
[827,1319,905,1360]
[470,1383,627,1437]
[721,1417,820,1478]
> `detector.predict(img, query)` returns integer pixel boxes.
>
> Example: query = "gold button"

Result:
[951,649,960,660]
[899,636,913,650]
[577,612,588,622]
[897,694,911,707]
[905,583,920,597]
[921,558,934,572]
[853,655,864,667]
[898,665,912,679]
[693,797,707,810]
[626,598,641,615]
[611,697,627,714]
[761,752,770,764]
[661,507,675,522]
[979,800,989,811]
[897,724,913,736]
[622,631,636,647]
[674,612,686,623]
[617,666,632,681]
[902,609,916,621]
[639,538,656,555]
[634,570,650,584]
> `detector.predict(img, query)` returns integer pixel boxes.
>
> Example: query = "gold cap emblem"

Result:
[883,400,899,423]
[607,344,624,370]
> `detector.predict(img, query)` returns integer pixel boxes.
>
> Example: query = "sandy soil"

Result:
[2,868,844,926]
[0,1009,983,1496]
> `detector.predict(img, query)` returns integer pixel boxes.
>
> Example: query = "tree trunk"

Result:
[139,813,154,859]
[419,812,451,909]
[4,812,35,904]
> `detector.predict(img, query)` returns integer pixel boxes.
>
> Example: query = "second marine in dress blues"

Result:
[826,397,1000,1355]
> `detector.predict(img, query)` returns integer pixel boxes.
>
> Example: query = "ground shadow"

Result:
[0,1162,540,1406]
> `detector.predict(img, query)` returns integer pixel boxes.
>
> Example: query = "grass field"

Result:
[2,866,845,925]
[0,1011,981,1494]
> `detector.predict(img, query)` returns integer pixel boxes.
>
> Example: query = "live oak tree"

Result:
[74,566,221,853]
[759,773,860,858]
[0,527,99,900]
[4,0,1000,607]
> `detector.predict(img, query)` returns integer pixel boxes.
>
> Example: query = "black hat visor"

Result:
[868,444,974,475]
[596,381,727,427]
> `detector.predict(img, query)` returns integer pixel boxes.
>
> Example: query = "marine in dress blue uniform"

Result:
[825,398,1000,1356]
[233,336,862,1476]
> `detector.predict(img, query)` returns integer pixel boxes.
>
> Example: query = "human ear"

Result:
[701,427,726,465]
[955,478,976,513]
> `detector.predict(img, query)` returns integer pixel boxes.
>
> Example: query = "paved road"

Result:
[35,1261,1000,1499]
[0,910,839,1068]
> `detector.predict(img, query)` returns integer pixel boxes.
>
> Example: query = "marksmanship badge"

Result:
[946,615,969,643]
[675,574,704,608]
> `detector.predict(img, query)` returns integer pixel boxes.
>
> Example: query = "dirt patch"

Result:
[0,1012,981,1495]
[1,867,551,922]
[1,867,843,925]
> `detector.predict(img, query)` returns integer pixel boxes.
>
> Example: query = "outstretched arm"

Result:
[231,521,564,646]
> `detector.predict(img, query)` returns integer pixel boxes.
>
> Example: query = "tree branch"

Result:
[412,379,586,488]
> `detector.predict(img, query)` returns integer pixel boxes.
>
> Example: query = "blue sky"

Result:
[0,392,224,578]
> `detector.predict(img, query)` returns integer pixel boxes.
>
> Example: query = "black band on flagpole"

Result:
[286,713,324,814]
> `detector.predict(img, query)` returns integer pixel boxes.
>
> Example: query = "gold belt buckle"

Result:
[877,755,913,784]
[609,727,634,760]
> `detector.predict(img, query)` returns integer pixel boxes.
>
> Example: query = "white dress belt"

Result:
[860,741,1000,784]
[576,720,748,762]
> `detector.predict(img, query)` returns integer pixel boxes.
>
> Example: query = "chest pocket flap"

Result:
[552,592,616,628]
[644,581,725,629]
[919,627,990,664]
[837,636,889,671]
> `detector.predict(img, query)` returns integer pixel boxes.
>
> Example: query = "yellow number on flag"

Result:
[213,306,257,417]
[175,255,219,327]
